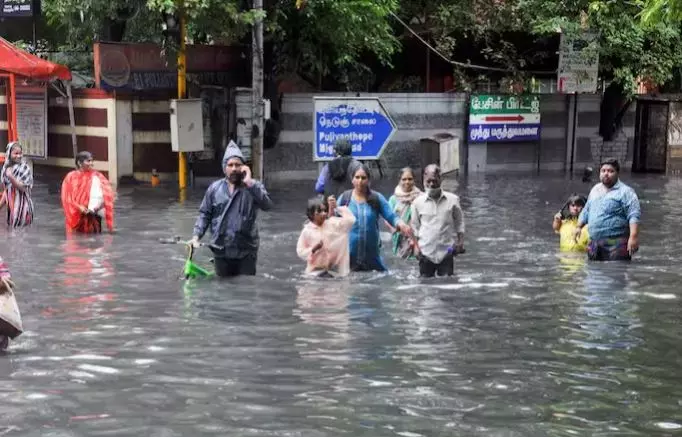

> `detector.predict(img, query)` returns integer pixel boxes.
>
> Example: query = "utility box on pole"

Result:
[170,98,204,153]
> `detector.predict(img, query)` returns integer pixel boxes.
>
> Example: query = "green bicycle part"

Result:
[183,244,214,279]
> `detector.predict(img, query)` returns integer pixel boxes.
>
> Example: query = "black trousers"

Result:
[419,255,454,278]
[213,254,257,277]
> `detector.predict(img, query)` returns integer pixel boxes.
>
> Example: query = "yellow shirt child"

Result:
[553,195,589,252]
[558,218,589,251]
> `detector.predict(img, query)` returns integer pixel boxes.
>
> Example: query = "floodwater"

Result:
[1,172,682,436]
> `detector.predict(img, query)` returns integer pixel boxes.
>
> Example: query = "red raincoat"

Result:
[60,169,114,233]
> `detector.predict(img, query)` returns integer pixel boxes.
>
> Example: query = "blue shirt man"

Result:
[576,158,641,261]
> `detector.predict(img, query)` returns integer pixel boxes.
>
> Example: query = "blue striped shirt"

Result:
[578,180,641,241]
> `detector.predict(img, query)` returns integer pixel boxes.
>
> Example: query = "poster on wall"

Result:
[468,95,541,143]
[15,84,48,159]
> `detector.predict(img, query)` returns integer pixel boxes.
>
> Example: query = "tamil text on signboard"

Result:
[558,32,599,94]
[313,97,397,161]
[15,84,47,159]
[468,95,541,143]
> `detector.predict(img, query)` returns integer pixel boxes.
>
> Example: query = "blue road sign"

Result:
[313,97,397,161]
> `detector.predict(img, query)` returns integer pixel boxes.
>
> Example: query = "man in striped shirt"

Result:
[574,158,641,261]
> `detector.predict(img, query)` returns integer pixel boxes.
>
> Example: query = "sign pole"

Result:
[177,0,188,192]
[569,93,578,174]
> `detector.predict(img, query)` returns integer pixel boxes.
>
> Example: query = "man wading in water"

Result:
[315,139,362,199]
[190,142,273,277]
[411,164,465,277]
[575,158,641,261]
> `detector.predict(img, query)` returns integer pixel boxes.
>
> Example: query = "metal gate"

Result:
[633,99,668,173]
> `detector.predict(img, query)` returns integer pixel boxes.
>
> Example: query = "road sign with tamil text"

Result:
[468,95,541,143]
[313,97,397,161]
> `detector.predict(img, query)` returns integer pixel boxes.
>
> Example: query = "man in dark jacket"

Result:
[190,141,273,277]
[315,140,362,198]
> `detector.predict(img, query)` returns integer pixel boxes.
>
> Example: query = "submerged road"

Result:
[1,172,681,436]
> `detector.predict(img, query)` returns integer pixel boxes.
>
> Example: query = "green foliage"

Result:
[42,0,159,48]
[147,0,257,44]
[270,0,400,90]
[404,0,682,94]
[640,0,682,24]
[32,0,682,93]
[520,0,682,95]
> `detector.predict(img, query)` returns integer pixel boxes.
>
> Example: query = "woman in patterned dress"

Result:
[0,141,34,227]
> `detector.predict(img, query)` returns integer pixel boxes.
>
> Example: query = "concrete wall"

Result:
[42,89,116,182]
[1,87,232,185]
[116,100,134,180]
[129,99,174,181]
[266,92,636,180]
[1,88,118,182]
[265,93,468,180]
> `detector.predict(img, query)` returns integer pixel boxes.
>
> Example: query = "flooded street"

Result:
[1,172,682,436]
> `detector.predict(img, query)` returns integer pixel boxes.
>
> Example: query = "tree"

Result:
[394,0,558,91]
[269,0,400,90]
[520,0,682,95]
[520,0,682,138]
[42,0,160,48]
[640,0,682,24]
[40,0,400,91]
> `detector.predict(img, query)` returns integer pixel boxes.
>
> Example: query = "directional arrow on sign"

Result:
[313,97,398,161]
[484,115,525,123]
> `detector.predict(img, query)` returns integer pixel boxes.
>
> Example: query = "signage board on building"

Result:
[15,83,47,159]
[558,32,599,94]
[468,95,541,143]
[93,42,249,91]
[313,97,397,161]
[0,0,35,17]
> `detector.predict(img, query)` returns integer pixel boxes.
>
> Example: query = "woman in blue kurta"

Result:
[338,165,412,272]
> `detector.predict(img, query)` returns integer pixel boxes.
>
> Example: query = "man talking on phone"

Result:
[190,141,273,277]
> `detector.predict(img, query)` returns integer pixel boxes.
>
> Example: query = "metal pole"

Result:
[251,0,264,181]
[569,93,579,174]
[66,82,78,157]
[9,74,17,142]
[178,1,188,191]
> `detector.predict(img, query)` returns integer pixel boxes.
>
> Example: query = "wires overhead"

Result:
[388,11,557,76]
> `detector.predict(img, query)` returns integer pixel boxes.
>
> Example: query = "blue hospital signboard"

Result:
[313,97,397,161]
[468,95,541,143]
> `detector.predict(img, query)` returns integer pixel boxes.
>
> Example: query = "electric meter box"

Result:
[170,99,204,152]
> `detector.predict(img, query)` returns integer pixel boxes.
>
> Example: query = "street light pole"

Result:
[251,0,264,181]
[177,0,188,191]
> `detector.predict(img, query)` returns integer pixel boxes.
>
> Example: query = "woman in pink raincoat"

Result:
[296,195,355,278]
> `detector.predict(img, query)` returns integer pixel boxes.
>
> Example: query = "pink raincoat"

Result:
[296,207,355,277]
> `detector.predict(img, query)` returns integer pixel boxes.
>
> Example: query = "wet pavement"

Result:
[1,172,682,436]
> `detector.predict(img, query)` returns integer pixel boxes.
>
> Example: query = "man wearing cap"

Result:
[190,141,273,277]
